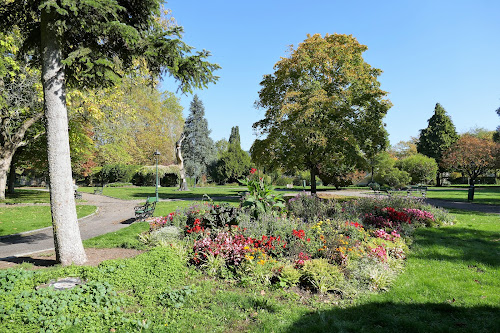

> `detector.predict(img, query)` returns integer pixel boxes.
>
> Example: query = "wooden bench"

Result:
[134,197,157,220]
[74,191,82,199]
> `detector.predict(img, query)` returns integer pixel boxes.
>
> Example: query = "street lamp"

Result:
[154,150,161,202]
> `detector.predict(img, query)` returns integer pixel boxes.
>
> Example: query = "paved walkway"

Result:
[1,190,498,259]
[0,193,142,259]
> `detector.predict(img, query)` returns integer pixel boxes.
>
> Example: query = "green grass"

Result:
[2,203,499,332]
[83,221,150,249]
[78,185,245,200]
[0,205,97,236]
[426,186,500,205]
[0,189,50,204]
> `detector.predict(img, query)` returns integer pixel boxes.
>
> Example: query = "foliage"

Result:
[158,285,197,309]
[416,103,458,185]
[97,163,140,185]
[301,258,345,294]
[209,127,252,184]
[252,33,391,193]
[441,134,500,184]
[183,95,215,181]
[131,164,180,187]
[287,192,340,223]
[372,152,410,187]
[395,153,438,184]
[388,138,418,159]
[239,168,285,218]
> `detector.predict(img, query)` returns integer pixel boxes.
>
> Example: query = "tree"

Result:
[395,153,438,184]
[372,152,410,188]
[416,103,458,186]
[494,107,500,143]
[229,126,241,146]
[209,131,251,184]
[0,31,44,199]
[389,138,418,159]
[0,1,219,265]
[253,34,391,193]
[441,134,500,184]
[183,95,215,184]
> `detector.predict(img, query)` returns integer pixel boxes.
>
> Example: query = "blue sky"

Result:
[161,0,500,151]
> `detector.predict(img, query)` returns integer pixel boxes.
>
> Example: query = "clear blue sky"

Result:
[161,0,500,151]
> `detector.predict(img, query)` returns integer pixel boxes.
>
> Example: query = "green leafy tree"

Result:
[416,103,458,186]
[0,0,219,265]
[0,30,44,199]
[209,127,251,184]
[373,152,410,188]
[252,34,391,194]
[395,153,438,185]
[183,95,215,184]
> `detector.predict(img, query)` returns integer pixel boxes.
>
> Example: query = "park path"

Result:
[0,193,143,259]
[1,190,498,260]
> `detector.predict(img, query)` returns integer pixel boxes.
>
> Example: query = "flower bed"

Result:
[140,190,453,297]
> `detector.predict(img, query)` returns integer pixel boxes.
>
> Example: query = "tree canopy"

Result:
[183,95,215,182]
[252,33,391,193]
[0,0,219,265]
[416,103,458,186]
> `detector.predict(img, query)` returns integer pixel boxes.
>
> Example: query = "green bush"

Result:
[97,164,140,184]
[132,165,180,186]
[301,259,345,294]
[287,192,340,223]
[395,153,438,185]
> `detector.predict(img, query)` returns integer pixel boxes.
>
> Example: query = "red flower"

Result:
[250,168,257,174]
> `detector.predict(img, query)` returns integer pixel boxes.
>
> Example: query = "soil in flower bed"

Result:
[0,248,144,270]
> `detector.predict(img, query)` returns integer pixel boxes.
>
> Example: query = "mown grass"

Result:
[425,187,500,205]
[0,205,97,236]
[0,189,50,204]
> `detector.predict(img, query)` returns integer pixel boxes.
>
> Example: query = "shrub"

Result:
[132,165,180,186]
[97,164,140,184]
[301,259,345,294]
[287,192,340,223]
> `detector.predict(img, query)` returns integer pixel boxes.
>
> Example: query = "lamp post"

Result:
[154,150,161,202]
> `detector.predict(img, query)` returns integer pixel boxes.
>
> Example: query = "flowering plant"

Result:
[239,169,285,218]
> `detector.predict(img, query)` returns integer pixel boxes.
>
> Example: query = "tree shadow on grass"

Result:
[410,220,500,268]
[285,302,499,333]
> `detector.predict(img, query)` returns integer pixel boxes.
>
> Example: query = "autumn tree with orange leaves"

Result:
[441,135,500,184]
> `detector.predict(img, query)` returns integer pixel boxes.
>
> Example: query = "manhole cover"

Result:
[37,277,85,290]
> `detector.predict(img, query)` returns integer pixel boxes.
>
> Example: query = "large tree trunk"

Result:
[41,8,87,265]
[0,151,13,200]
[175,133,188,191]
[7,151,17,194]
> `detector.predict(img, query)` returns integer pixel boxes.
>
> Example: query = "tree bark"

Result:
[0,151,13,200]
[310,166,317,195]
[7,151,17,194]
[41,8,87,265]
[175,133,188,191]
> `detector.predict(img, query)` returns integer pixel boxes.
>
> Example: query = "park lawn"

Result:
[426,186,500,205]
[77,208,500,332]
[0,205,97,237]
[0,189,50,204]
[78,185,245,200]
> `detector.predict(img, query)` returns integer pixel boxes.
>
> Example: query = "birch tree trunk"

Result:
[176,133,188,191]
[41,8,87,265]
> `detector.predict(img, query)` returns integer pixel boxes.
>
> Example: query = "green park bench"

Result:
[134,197,157,220]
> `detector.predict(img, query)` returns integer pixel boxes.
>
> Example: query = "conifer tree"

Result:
[183,95,215,184]
[417,103,458,186]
